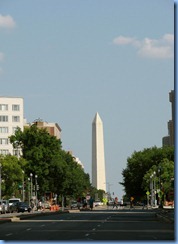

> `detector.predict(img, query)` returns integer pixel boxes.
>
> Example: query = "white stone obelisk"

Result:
[92,112,106,191]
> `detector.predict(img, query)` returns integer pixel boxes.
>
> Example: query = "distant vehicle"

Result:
[71,201,78,209]
[8,198,21,207]
[94,200,103,207]
[70,201,82,209]
[43,201,51,209]
[108,200,114,206]
[10,202,31,213]
[0,200,9,214]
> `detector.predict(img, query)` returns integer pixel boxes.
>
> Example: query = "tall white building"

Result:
[0,97,24,155]
[92,112,106,191]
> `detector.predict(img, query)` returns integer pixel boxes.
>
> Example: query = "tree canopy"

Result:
[7,125,92,200]
[120,146,174,201]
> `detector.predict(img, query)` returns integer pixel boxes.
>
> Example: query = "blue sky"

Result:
[0,0,174,200]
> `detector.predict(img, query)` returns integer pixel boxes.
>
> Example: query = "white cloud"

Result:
[113,34,174,59]
[113,36,136,45]
[0,14,16,29]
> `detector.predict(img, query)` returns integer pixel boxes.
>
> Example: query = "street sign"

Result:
[146,191,150,195]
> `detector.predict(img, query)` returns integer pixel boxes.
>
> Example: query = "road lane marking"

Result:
[6,233,13,236]
[17,219,155,223]
[26,228,31,231]
[20,229,173,233]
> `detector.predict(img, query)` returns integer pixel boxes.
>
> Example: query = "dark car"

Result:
[10,202,31,213]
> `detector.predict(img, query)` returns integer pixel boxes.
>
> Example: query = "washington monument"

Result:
[92,112,106,191]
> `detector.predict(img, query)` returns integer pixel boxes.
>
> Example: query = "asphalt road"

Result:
[0,208,174,241]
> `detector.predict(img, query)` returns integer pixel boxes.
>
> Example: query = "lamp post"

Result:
[28,177,30,205]
[150,174,153,207]
[30,173,33,200]
[22,170,24,201]
[35,175,38,207]
[153,171,156,207]
[0,163,1,200]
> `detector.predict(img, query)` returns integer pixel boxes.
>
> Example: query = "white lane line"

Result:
[26,228,31,231]
[6,233,13,236]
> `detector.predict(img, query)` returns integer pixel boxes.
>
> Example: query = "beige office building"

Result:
[25,119,62,140]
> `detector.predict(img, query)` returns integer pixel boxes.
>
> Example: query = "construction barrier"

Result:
[50,205,60,211]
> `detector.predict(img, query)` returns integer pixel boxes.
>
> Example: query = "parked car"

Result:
[70,201,83,209]
[108,200,114,206]
[0,200,9,214]
[43,201,51,209]
[10,202,32,213]
[9,202,18,213]
[8,198,21,207]
[94,200,103,207]
[9,202,31,213]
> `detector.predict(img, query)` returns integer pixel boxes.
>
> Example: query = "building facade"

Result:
[92,112,106,191]
[25,119,62,140]
[162,90,174,147]
[0,97,24,155]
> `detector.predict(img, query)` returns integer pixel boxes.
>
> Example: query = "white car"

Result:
[94,200,103,207]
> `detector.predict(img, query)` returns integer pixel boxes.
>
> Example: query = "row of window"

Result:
[0,138,9,144]
[0,149,19,156]
[0,149,9,155]
[0,127,18,133]
[0,115,20,122]
[0,104,20,111]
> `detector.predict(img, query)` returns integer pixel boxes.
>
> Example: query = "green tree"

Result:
[0,155,27,198]
[143,158,174,203]
[120,146,174,201]
[9,125,91,200]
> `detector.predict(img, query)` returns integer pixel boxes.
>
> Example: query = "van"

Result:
[8,198,21,207]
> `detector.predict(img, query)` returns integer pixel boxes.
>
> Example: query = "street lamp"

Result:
[153,171,156,207]
[28,177,30,205]
[22,170,24,201]
[35,175,38,207]
[30,173,33,200]
[150,174,153,207]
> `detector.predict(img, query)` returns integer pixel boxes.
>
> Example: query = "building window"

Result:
[12,104,20,111]
[0,138,9,145]
[0,149,9,155]
[0,116,8,122]
[12,116,20,122]
[0,104,8,111]
[0,127,8,133]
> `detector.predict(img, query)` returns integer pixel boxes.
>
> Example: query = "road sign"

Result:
[146,191,150,195]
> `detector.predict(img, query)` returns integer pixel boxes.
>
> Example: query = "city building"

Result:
[25,118,62,140]
[0,96,24,155]
[162,90,174,147]
[92,112,106,191]
[67,150,84,169]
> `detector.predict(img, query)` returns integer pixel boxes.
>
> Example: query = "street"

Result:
[0,207,174,241]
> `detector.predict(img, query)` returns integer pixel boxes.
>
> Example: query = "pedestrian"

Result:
[120,198,124,209]
[89,197,94,210]
[113,197,118,209]
[30,199,35,212]
[107,200,109,209]
[38,200,42,211]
